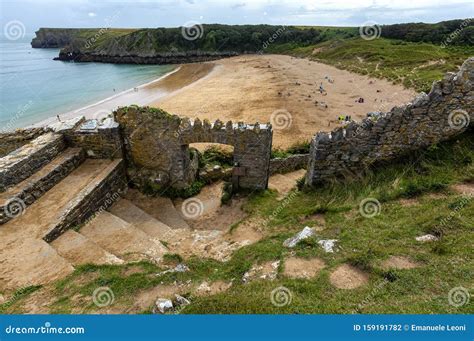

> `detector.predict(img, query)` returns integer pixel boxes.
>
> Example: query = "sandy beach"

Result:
[37,54,416,149]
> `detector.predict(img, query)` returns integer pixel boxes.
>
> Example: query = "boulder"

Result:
[283,226,315,248]
[153,298,173,314]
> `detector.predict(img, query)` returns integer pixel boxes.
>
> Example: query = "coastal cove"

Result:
[0,39,176,130]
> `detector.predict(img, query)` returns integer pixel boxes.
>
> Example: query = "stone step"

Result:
[50,229,124,266]
[0,132,66,191]
[109,199,174,241]
[0,237,74,291]
[124,189,190,230]
[42,159,126,242]
[0,148,85,225]
[0,158,124,290]
[79,211,168,263]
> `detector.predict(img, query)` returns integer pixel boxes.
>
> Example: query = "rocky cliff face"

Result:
[31,28,89,48]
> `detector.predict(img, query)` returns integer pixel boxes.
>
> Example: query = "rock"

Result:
[196,281,211,294]
[156,263,189,276]
[174,294,190,307]
[153,298,173,314]
[174,264,190,272]
[242,260,280,282]
[0,294,5,305]
[283,226,315,248]
[48,115,85,132]
[415,234,439,242]
[318,239,338,253]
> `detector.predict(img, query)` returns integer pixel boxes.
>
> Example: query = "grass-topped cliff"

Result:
[32,20,473,91]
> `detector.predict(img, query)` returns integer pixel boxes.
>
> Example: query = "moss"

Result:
[199,146,234,168]
[221,181,234,205]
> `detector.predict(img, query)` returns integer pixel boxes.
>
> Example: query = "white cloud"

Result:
[88,12,97,17]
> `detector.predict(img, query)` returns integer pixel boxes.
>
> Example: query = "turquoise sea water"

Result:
[0,38,175,130]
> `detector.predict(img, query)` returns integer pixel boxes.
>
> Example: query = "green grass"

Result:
[2,132,473,314]
[271,37,474,92]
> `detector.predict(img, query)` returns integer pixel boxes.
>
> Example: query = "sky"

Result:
[1,0,473,35]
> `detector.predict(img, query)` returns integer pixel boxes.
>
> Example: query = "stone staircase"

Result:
[0,133,130,291]
[0,131,193,291]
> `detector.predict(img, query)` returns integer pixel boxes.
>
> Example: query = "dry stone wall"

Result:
[270,154,309,175]
[0,132,66,192]
[67,118,123,159]
[0,128,51,158]
[306,57,474,186]
[114,106,273,191]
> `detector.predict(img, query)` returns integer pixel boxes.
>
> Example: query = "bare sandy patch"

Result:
[268,169,306,198]
[298,213,326,230]
[283,257,326,279]
[451,182,474,196]
[194,281,232,296]
[243,260,280,282]
[329,264,369,289]
[380,256,419,270]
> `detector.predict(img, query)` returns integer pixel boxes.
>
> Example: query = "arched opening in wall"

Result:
[188,142,235,184]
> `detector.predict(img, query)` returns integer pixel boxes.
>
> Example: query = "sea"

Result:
[0,36,175,131]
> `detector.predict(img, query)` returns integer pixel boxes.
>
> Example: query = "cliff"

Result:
[31,28,96,48]
[35,25,325,64]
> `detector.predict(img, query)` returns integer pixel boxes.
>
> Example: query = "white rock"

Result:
[154,298,173,314]
[174,264,190,272]
[156,263,189,276]
[415,234,439,242]
[283,226,315,248]
[318,239,338,253]
[48,115,84,132]
[174,294,190,307]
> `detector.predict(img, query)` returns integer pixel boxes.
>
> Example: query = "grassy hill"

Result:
[268,38,474,92]
[2,130,472,314]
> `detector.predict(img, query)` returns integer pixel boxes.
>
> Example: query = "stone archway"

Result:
[114,106,273,191]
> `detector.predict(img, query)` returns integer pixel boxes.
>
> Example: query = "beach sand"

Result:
[37,54,416,149]
[152,55,416,149]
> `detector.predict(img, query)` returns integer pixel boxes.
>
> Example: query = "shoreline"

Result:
[31,63,215,128]
[26,54,416,149]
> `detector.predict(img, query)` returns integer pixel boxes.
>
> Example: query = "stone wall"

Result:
[43,159,126,242]
[0,128,50,158]
[306,57,474,186]
[0,149,85,224]
[270,154,309,175]
[0,132,66,192]
[115,106,273,191]
[67,118,123,159]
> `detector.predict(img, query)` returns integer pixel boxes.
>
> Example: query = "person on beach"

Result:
[56,115,61,122]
